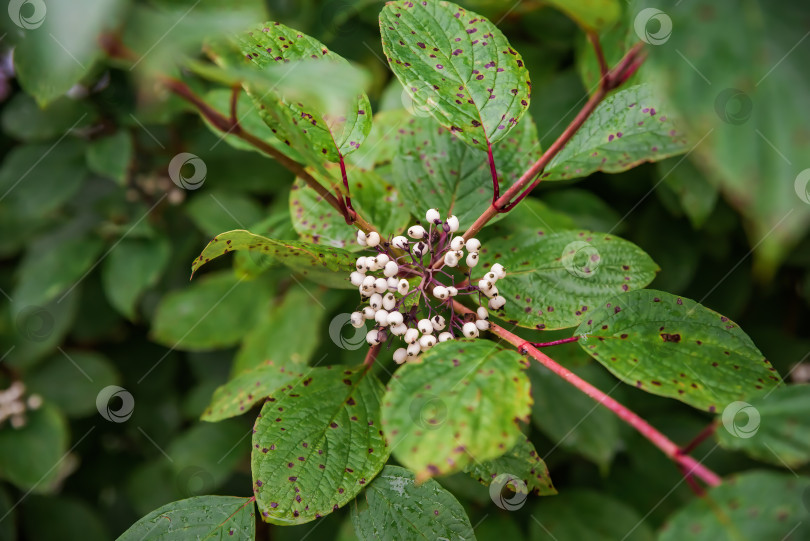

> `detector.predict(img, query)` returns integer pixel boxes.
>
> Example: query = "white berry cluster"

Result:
[0,381,43,429]
[350,208,508,364]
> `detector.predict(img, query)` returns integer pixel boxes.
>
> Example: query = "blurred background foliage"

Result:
[0,0,808,539]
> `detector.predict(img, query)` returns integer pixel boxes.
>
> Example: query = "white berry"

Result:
[356,257,369,272]
[447,286,458,297]
[491,263,506,279]
[438,332,454,342]
[357,230,367,245]
[446,215,459,233]
[387,311,404,326]
[393,348,408,364]
[392,235,409,250]
[366,329,381,345]
[431,315,446,330]
[484,271,498,282]
[466,238,481,252]
[391,323,408,336]
[466,253,479,268]
[383,293,397,311]
[404,328,420,344]
[384,261,399,277]
[397,279,410,295]
[426,208,441,224]
[374,278,388,293]
[419,334,437,350]
[477,306,488,320]
[489,295,506,310]
[417,319,433,334]
[387,277,400,290]
[433,286,449,300]
[482,285,499,298]
[366,231,381,247]
[407,342,422,357]
[350,271,365,286]
[444,251,459,267]
[350,312,364,328]
[408,225,426,239]
[462,322,479,338]
[413,241,427,257]
[475,319,490,331]
[450,236,465,250]
[375,310,390,326]
[362,306,375,319]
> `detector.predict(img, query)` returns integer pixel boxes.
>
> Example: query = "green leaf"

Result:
[151,271,272,351]
[393,114,540,229]
[480,229,658,330]
[86,132,133,186]
[464,437,556,496]
[715,385,810,468]
[543,85,690,181]
[529,489,654,541]
[191,230,356,289]
[529,362,621,469]
[232,285,327,376]
[575,289,781,412]
[203,361,305,422]
[251,365,388,525]
[576,15,641,94]
[13,0,126,106]
[12,229,104,308]
[167,421,249,492]
[1,94,94,142]
[185,191,264,238]
[0,139,88,221]
[541,188,624,233]
[0,405,69,492]
[116,496,256,541]
[21,496,109,541]
[345,109,411,170]
[639,1,810,273]
[658,471,810,541]
[545,0,620,32]
[381,340,531,481]
[26,350,120,418]
[657,157,718,229]
[101,236,170,320]
[351,465,475,540]
[290,168,409,250]
[483,197,577,238]
[228,22,372,162]
[380,0,532,151]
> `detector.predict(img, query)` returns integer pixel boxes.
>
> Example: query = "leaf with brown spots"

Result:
[478,229,658,330]
[351,465,474,540]
[191,229,356,289]
[659,471,810,541]
[380,340,531,481]
[202,361,306,422]
[251,365,388,525]
[464,437,556,496]
[542,85,691,181]
[576,290,781,412]
[393,114,541,229]
[380,0,532,151]
[289,167,409,250]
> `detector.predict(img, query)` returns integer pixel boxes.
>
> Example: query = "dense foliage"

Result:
[0,0,809,539]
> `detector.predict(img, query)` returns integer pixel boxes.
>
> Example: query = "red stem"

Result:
[588,31,610,90]
[531,336,581,347]
[364,343,381,367]
[452,301,722,487]
[679,421,719,456]
[486,141,500,204]
[338,154,357,224]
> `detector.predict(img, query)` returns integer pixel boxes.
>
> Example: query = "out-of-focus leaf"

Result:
[656,157,719,229]
[26,350,120,417]
[380,0,531,151]
[542,189,624,233]
[151,271,272,351]
[545,0,620,32]
[0,405,68,492]
[1,94,95,142]
[167,420,249,493]
[86,131,133,186]
[185,191,264,238]
[21,496,108,541]
[102,236,170,320]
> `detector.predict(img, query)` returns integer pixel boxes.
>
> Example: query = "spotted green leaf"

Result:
[232,22,372,162]
[479,229,658,330]
[191,229,356,289]
[543,85,690,181]
[715,385,810,468]
[251,365,388,525]
[393,114,540,229]
[290,167,409,250]
[381,340,531,481]
[202,361,305,422]
[351,465,475,540]
[576,290,781,412]
[380,0,531,151]
[659,471,810,541]
[545,0,620,33]
[116,496,255,540]
[464,437,556,496]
